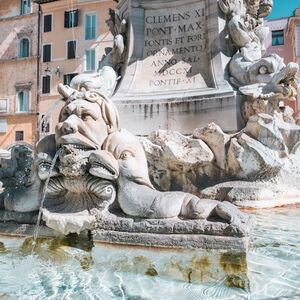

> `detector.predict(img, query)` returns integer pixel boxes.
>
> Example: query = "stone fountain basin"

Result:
[0,207,299,298]
[0,208,253,252]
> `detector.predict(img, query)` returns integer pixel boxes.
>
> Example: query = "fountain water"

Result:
[0,0,297,252]
[38,99,61,135]
[31,149,62,252]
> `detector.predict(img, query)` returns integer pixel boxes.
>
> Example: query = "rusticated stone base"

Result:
[0,208,254,251]
[93,230,250,251]
[0,195,254,251]
[0,222,250,251]
[91,209,254,250]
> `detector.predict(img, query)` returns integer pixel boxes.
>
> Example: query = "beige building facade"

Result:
[287,8,300,114]
[266,8,300,113]
[0,0,39,148]
[0,0,115,148]
[35,0,115,136]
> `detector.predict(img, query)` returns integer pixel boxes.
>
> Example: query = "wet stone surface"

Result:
[0,206,299,299]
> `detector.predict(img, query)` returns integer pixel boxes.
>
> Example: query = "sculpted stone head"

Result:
[103,129,153,188]
[55,84,119,151]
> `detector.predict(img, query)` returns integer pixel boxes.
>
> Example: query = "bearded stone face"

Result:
[55,99,109,151]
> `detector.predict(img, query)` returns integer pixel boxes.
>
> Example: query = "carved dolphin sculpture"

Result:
[104,129,242,222]
[88,150,119,181]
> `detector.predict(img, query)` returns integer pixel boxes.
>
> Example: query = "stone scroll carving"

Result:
[219,0,299,121]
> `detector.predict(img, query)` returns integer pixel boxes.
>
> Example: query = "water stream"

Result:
[31,149,62,252]
[38,99,62,135]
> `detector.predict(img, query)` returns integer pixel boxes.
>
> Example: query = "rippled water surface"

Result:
[0,206,299,300]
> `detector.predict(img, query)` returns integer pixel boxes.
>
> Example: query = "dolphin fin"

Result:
[131,176,155,189]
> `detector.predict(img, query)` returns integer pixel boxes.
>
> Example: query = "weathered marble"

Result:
[2,0,300,249]
[0,77,253,249]
[140,130,219,193]
[112,0,242,134]
[219,0,298,122]
[193,123,231,170]
[142,112,300,208]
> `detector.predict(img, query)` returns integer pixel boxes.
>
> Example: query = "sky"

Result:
[268,0,300,19]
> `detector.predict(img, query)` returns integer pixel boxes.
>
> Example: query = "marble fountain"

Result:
[0,0,299,298]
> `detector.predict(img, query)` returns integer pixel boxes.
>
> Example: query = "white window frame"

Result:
[271,30,284,46]
[84,12,97,40]
[16,89,30,113]
[19,37,30,58]
[20,0,31,15]
[0,119,7,133]
[0,99,8,113]
[85,49,96,71]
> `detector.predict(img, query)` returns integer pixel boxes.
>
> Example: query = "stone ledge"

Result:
[0,219,251,251]
[93,229,249,251]
[96,210,255,238]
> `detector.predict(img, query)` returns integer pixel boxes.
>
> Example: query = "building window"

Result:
[0,99,8,113]
[44,15,52,32]
[65,10,79,28]
[19,38,29,58]
[67,41,76,59]
[42,76,51,94]
[86,49,96,71]
[17,90,29,112]
[85,14,96,40]
[272,30,284,46]
[63,73,78,86]
[20,0,31,15]
[0,120,7,133]
[15,131,24,141]
[43,44,51,62]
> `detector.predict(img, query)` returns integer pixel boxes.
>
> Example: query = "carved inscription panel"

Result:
[132,1,214,93]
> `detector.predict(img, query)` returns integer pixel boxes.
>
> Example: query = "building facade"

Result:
[0,0,114,149]
[35,0,115,136]
[266,9,300,113]
[0,0,40,148]
[287,8,300,116]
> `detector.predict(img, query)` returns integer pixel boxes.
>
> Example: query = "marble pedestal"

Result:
[113,0,241,134]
